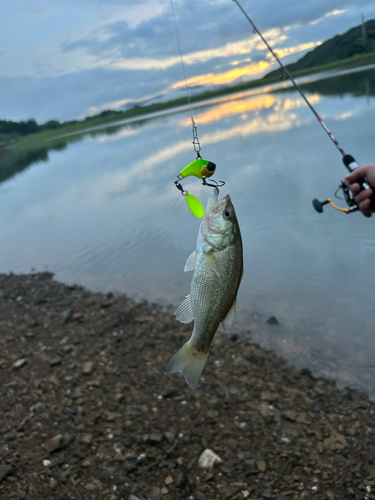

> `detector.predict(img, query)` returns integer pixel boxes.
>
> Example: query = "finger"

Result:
[345,166,370,185]
[349,183,361,195]
[359,198,372,216]
[354,188,373,205]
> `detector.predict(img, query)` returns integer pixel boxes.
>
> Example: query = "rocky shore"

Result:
[0,272,374,500]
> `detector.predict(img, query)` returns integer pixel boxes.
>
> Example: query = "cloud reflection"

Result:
[94,93,315,198]
[179,93,321,125]
[182,95,276,124]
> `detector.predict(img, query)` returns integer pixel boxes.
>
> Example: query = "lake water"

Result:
[2,65,375,397]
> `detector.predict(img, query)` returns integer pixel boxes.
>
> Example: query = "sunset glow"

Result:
[183,95,276,124]
[172,60,270,89]
[172,40,322,91]
[267,41,322,59]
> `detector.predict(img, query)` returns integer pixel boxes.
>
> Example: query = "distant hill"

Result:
[265,19,375,78]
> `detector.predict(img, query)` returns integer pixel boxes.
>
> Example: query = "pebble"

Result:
[49,478,58,489]
[175,471,186,488]
[82,361,94,374]
[198,449,222,468]
[267,316,279,325]
[4,429,18,441]
[362,463,375,478]
[149,432,163,442]
[0,464,13,482]
[61,310,72,322]
[164,474,174,485]
[42,433,74,453]
[82,433,93,444]
[13,358,27,369]
[49,356,62,366]
[164,431,175,443]
[282,410,296,422]
[257,461,267,472]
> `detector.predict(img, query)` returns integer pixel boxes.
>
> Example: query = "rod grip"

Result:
[342,154,359,172]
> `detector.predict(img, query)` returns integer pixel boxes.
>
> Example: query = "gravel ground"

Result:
[0,272,375,500]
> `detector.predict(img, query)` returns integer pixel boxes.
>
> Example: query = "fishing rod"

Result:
[232,0,372,216]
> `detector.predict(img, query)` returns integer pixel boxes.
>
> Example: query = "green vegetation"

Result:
[266,19,375,78]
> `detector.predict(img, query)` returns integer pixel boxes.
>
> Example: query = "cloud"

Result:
[310,9,346,25]
[105,34,280,71]
[172,60,270,88]
[265,41,322,60]
[2,0,375,123]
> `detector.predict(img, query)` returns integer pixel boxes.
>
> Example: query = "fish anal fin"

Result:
[166,341,208,390]
[221,299,236,333]
[184,250,197,272]
[174,295,194,324]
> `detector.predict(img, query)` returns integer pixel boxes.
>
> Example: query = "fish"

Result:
[167,187,243,389]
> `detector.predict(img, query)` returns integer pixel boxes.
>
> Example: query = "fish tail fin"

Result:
[166,341,208,390]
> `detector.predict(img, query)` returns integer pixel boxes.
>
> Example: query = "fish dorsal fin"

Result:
[204,251,220,278]
[221,299,236,333]
[175,295,194,324]
[184,250,197,272]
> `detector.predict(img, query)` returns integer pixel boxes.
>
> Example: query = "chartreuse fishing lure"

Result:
[174,158,225,218]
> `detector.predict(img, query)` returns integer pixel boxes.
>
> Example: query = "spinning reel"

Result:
[312,154,372,217]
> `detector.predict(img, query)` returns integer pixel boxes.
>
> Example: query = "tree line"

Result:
[0,109,124,139]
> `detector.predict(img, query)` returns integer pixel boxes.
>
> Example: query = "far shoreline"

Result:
[2,53,375,162]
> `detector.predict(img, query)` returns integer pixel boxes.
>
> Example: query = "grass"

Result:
[4,51,375,158]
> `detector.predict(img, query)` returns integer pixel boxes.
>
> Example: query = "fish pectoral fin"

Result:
[221,299,236,333]
[204,251,220,278]
[175,295,194,324]
[184,250,197,272]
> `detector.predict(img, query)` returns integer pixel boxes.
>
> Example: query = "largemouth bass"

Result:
[167,188,243,389]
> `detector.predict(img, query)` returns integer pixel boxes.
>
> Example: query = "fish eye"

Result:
[224,210,231,218]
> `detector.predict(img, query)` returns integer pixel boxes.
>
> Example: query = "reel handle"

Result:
[312,198,330,213]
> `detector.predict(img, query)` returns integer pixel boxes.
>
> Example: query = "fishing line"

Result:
[170,0,201,157]
[232,0,372,216]
[170,0,224,218]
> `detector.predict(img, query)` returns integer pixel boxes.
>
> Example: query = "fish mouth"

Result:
[210,194,230,214]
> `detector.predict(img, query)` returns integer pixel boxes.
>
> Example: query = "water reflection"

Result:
[1,66,375,398]
[300,66,375,98]
[2,65,375,187]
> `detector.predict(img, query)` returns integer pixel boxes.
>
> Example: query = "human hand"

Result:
[344,164,375,215]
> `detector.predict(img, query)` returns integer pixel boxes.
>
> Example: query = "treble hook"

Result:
[202,178,225,188]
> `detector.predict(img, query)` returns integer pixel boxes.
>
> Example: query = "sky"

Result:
[1,0,375,123]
